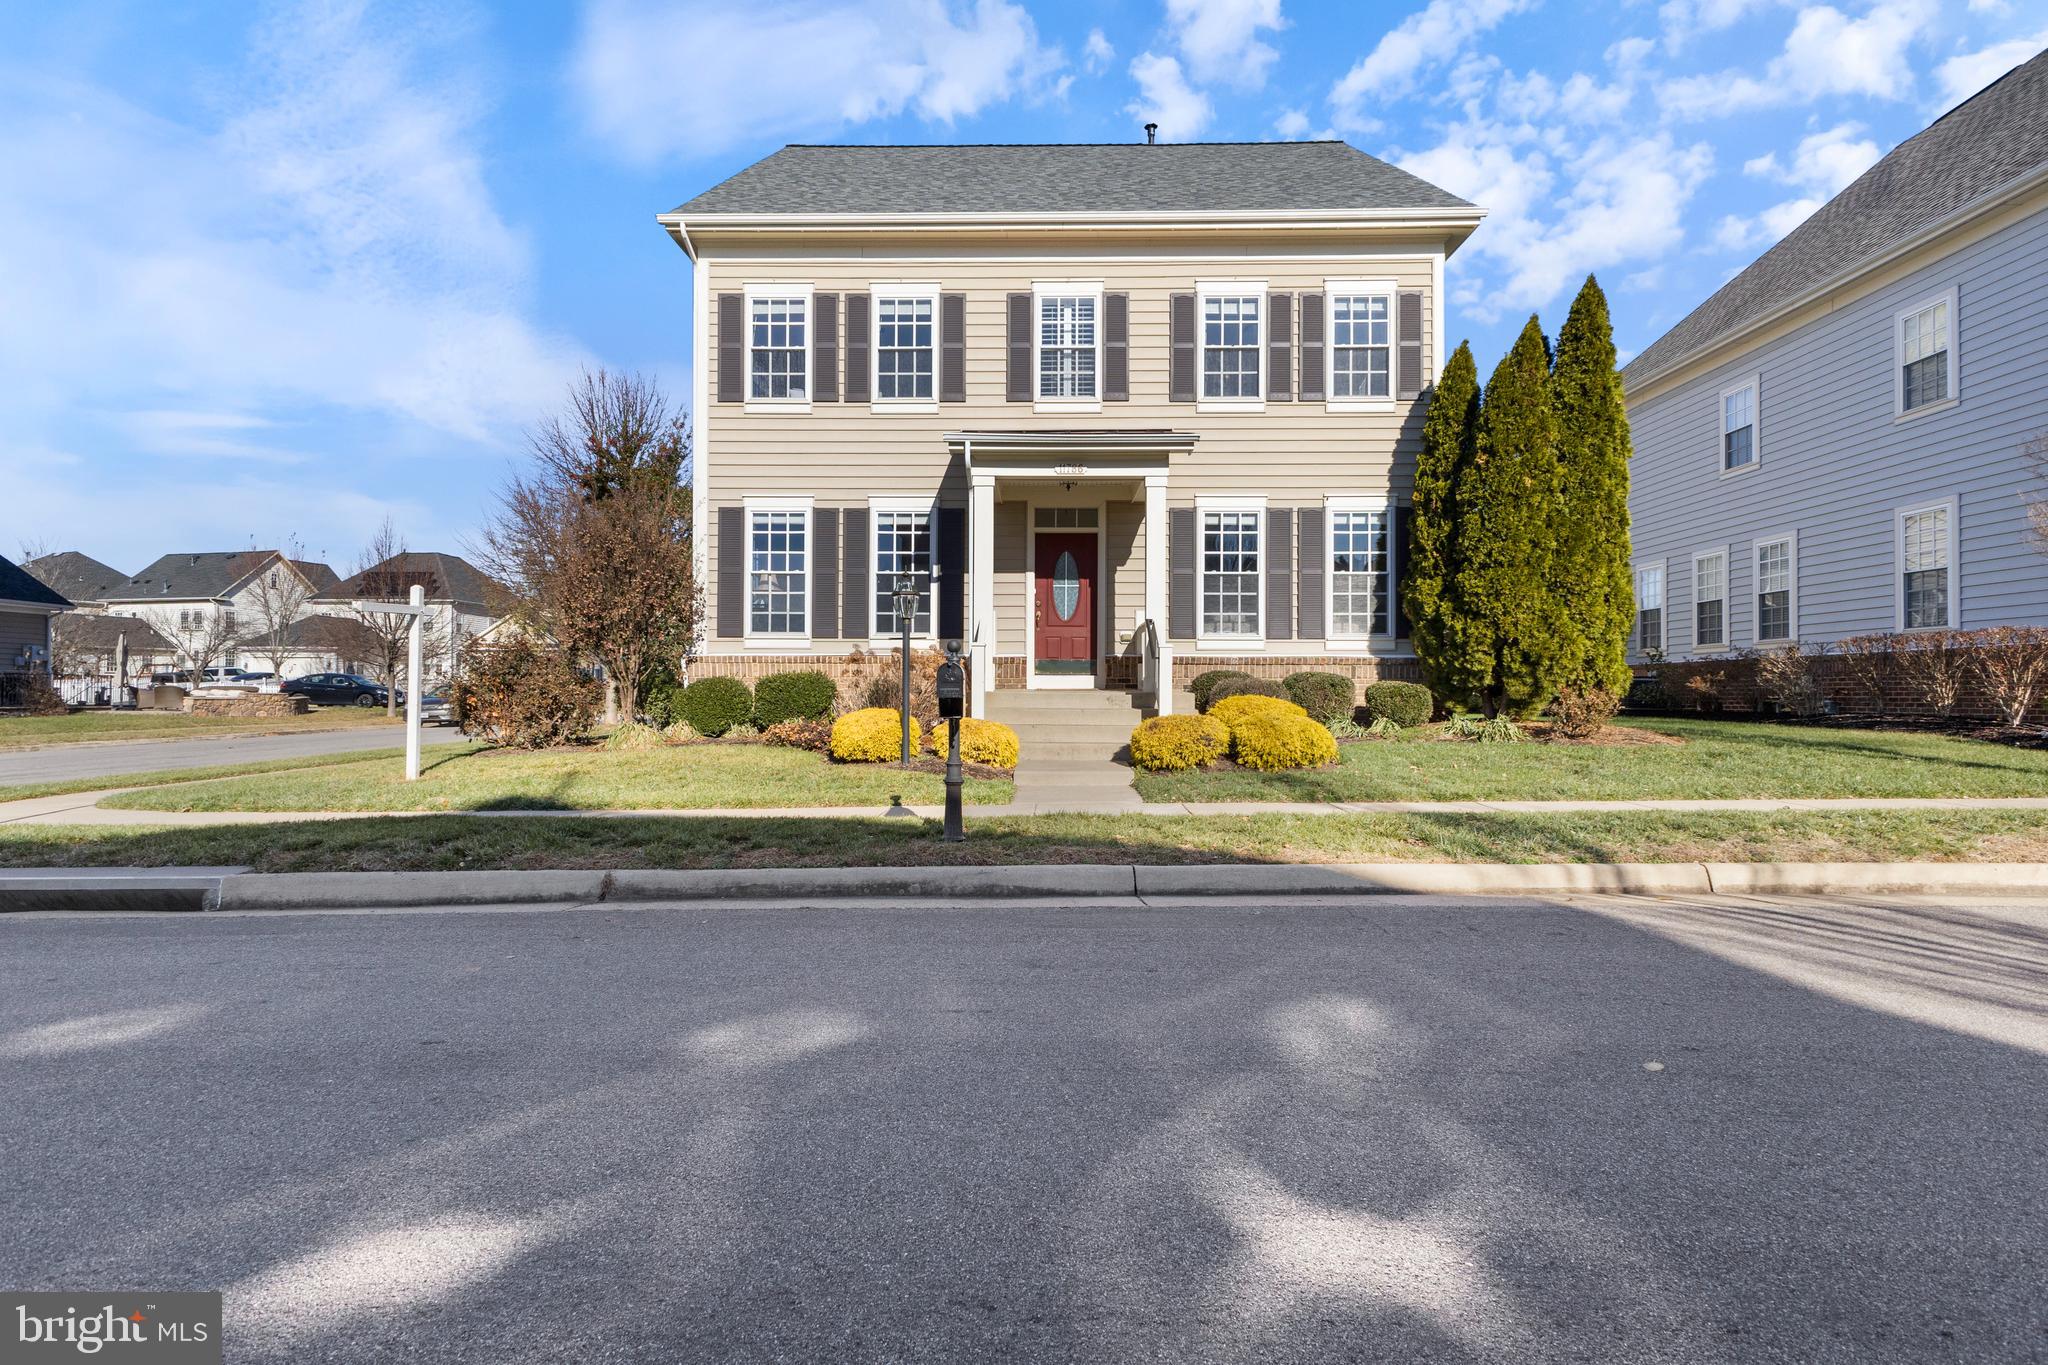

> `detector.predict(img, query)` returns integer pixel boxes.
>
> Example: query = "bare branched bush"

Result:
[1837,633,1903,717]
[1895,629,1972,718]
[1969,626,2048,728]
[1550,685,1620,738]
[1752,640,1832,718]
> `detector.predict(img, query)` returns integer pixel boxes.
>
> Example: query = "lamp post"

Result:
[892,571,918,767]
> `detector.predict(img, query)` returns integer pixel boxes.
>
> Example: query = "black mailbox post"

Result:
[937,644,966,842]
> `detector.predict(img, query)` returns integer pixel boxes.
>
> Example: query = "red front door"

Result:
[1034,532,1096,675]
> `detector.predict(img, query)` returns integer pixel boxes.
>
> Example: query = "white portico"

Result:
[947,430,1197,720]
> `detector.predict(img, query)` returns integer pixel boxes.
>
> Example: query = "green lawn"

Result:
[0,708,402,750]
[2,808,2040,871]
[1134,718,2048,802]
[101,743,1014,812]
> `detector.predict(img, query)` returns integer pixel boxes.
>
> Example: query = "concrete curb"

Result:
[5,861,2046,912]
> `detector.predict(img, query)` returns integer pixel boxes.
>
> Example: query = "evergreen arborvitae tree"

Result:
[1549,275,1635,698]
[1440,316,1568,716]
[1405,340,1479,700]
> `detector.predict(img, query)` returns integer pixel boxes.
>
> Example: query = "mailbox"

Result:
[935,660,966,720]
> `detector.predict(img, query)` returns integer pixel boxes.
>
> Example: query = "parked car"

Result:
[282,673,394,708]
[419,693,454,724]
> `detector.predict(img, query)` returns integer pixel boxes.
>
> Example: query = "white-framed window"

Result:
[1198,498,1264,640]
[1326,498,1392,639]
[1326,282,1394,406]
[871,499,935,640]
[1034,283,1102,407]
[1198,282,1265,408]
[746,288,810,404]
[1720,375,1759,473]
[1754,533,1796,643]
[1635,562,1664,655]
[1895,287,1957,418]
[873,288,937,405]
[1896,498,1958,630]
[744,497,811,640]
[1693,549,1727,650]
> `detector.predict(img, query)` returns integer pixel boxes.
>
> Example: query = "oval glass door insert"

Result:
[1052,551,1081,621]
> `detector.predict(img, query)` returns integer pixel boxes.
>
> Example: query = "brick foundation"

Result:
[1172,655,1424,697]
[1649,652,2048,724]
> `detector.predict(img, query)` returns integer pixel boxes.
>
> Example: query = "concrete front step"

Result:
[1020,743,1135,762]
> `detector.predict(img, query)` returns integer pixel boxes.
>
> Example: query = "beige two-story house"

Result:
[663,141,1483,718]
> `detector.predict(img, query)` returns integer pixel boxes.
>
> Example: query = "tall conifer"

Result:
[1550,275,1635,697]
[1405,341,1478,698]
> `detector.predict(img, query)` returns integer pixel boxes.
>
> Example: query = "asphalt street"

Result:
[2,894,2044,1363]
[0,721,467,785]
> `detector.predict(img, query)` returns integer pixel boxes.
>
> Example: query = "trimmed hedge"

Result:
[1364,680,1432,729]
[676,676,754,737]
[1207,693,1307,732]
[1231,713,1340,770]
[1189,669,1252,712]
[1207,675,1289,706]
[1283,671,1355,724]
[830,707,921,762]
[754,670,837,727]
[928,718,1021,768]
[1129,714,1231,772]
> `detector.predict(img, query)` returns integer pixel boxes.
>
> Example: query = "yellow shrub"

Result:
[1128,713,1231,771]
[1208,694,1307,733]
[829,707,922,762]
[927,718,1021,768]
[1230,713,1340,770]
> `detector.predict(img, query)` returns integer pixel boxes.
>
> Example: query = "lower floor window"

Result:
[1694,551,1726,649]
[873,509,933,637]
[1635,564,1664,654]
[749,509,807,635]
[1900,504,1951,629]
[1755,538,1793,642]
[1201,509,1261,636]
[1329,509,1389,636]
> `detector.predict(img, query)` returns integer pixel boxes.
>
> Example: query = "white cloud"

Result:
[1658,0,1937,118]
[1936,30,2048,110]
[1658,0,1776,50]
[1163,0,1287,90]
[570,0,1066,160]
[1328,0,1535,125]
[1714,194,1824,250]
[1745,120,1881,195]
[1126,51,1214,139]
[1274,107,1311,137]
[1084,26,1115,73]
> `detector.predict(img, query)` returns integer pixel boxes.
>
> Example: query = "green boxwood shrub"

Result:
[754,670,837,727]
[643,681,686,727]
[1283,670,1356,724]
[676,676,754,737]
[1189,669,1252,712]
[1364,680,1433,729]
[1207,675,1288,706]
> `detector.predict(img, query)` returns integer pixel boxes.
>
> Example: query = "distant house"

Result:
[24,551,128,612]
[0,552,70,707]
[49,612,178,704]
[1622,50,2048,664]
[313,552,504,686]
[98,550,338,677]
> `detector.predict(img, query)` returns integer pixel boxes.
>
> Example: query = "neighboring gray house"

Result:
[24,551,129,611]
[313,552,505,686]
[1622,48,2048,663]
[0,552,70,706]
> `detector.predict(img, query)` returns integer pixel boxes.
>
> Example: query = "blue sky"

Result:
[5,0,2043,573]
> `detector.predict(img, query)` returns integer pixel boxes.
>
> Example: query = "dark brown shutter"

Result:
[1006,293,1032,402]
[1397,290,1425,400]
[1265,507,1294,640]
[716,293,744,403]
[1169,293,1197,403]
[1267,293,1294,402]
[937,505,967,640]
[1104,292,1130,401]
[812,509,840,639]
[1298,293,1326,402]
[1394,506,1413,639]
[716,505,744,637]
[1296,507,1326,639]
[841,508,870,639]
[940,293,967,403]
[812,293,839,403]
[1168,506,1197,638]
[843,293,871,404]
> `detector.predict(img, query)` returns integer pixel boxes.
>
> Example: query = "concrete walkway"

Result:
[6,788,2048,827]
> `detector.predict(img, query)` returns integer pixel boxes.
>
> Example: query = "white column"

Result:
[970,473,997,719]
[1144,473,1171,715]
[404,584,424,781]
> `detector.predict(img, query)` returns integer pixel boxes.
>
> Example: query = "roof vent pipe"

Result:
[1145,122,1158,145]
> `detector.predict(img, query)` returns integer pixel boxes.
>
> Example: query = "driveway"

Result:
[2,894,2043,1362]
[0,722,468,786]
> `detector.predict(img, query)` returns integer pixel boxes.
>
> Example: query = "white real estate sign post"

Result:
[351,584,427,781]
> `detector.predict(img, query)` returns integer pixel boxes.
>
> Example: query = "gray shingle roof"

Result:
[1626,46,2048,387]
[672,141,1474,217]
[104,551,283,602]
[24,551,126,604]
[55,612,174,654]
[0,553,70,609]
[317,552,502,613]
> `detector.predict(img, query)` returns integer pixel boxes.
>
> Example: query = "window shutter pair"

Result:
[1396,291,1426,401]
[1296,508,1326,639]
[1267,294,1294,402]
[715,505,745,637]
[1007,292,1129,401]
[1266,507,1294,639]
[1168,506,1197,638]
[937,505,967,640]
[1169,293,1197,403]
[1298,294,1326,403]
[716,294,744,403]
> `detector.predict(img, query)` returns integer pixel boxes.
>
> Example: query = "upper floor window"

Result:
[749,294,808,401]
[747,502,809,637]
[1037,292,1098,401]
[1694,550,1726,650]
[875,294,934,402]
[872,504,933,638]
[1329,293,1392,400]
[1721,377,1758,472]
[1200,503,1263,638]
[1328,504,1391,637]
[1896,288,1956,416]
[1635,563,1664,655]
[1755,535,1794,643]
[1201,292,1262,401]
[1898,501,1956,630]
